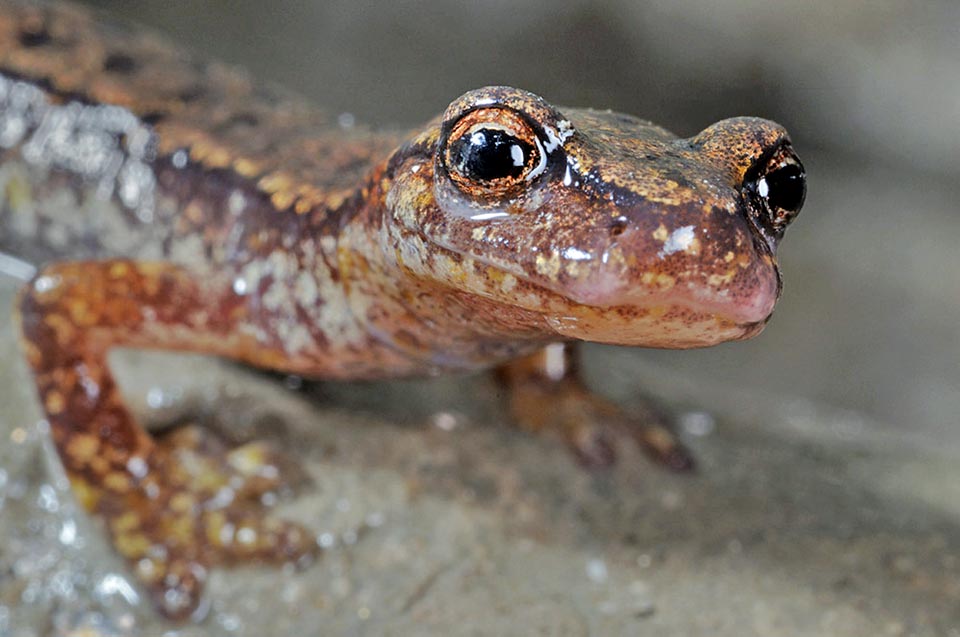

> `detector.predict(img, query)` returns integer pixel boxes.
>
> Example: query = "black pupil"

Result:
[452,128,532,181]
[764,162,806,212]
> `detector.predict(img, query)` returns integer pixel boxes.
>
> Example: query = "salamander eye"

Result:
[442,108,543,199]
[452,128,532,182]
[749,145,806,234]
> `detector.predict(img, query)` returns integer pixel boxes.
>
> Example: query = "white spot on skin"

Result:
[337,112,355,129]
[232,277,248,296]
[236,526,257,545]
[542,120,575,153]
[228,190,246,215]
[410,163,421,174]
[126,456,148,479]
[172,149,188,169]
[563,164,572,186]
[659,225,696,257]
[33,274,60,293]
[294,270,319,307]
[561,246,592,261]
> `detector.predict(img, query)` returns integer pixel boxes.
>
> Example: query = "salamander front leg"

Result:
[17,261,316,620]
[497,343,695,471]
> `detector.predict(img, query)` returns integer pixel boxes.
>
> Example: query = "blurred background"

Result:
[2,1,958,634]
[80,0,959,446]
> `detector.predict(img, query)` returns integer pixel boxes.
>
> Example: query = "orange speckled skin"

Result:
[0,1,804,621]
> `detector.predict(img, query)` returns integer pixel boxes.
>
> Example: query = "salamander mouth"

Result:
[425,229,778,336]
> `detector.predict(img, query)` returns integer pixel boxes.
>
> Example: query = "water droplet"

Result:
[59,519,78,546]
[679,411,715,437]
[318,532,336,549]
[586,558,608,583]
[430,411,460,431]
[37,484,59,512]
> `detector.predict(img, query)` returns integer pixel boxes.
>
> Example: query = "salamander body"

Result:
[0,1,805,619]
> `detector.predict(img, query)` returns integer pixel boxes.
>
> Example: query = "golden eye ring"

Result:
[442,108,543,200]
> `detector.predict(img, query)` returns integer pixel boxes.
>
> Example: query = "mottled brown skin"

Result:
[0,1,804,621]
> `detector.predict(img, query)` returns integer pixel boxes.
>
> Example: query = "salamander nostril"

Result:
[609,219,628,237]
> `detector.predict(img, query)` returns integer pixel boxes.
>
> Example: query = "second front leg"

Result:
[496,343,695,471]
[17,260,319,620]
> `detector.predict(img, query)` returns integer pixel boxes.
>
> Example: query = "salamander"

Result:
[0,1,806,621]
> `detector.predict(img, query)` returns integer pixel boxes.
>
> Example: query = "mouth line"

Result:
[423,230,768,328]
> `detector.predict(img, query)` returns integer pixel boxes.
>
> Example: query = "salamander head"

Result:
[383,86,805,348]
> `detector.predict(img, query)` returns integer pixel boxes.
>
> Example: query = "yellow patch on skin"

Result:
[21,341,42,369]
[66,299,96,328]
[485,266,504,285]
[294,198,312,215]
[270,190,296,210]
[436,254,467,284]
[69,477,99,511]
[640,272,676,290]
[66,433,99,462]
[535,252,562,279]
[90,456,109,476]
[108,261,130,279]
[111,511,142,534]
[259,172,293,194]
[708,271,736,286]
[184,200,204,225]
[324,190,347,210]
[724,251,735,263]
[169,492,196,514]
[103,471,132,492]
[501,273,517,293]
[114,532,151,559]
[168,515,197,546]
[42,314,76,349]
[652,224,669,242]
[204,510,229,546]
[204,147,232,169]
[233,157,262,178]
[186,141,207,162]
[44,390,65,415]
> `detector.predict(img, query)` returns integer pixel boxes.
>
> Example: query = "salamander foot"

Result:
[88,427,317,620]
[497,344,695,471]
